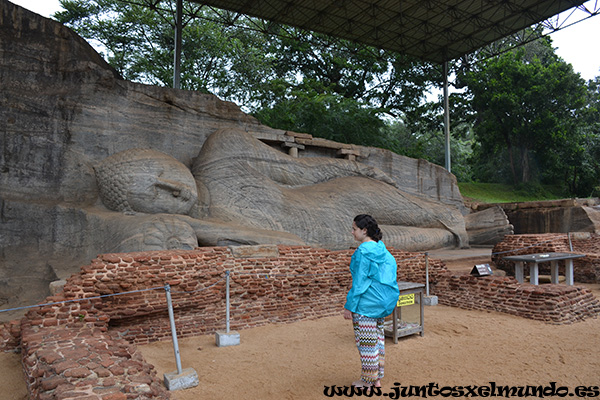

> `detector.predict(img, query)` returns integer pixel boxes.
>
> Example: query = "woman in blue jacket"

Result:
[344,214,400,389]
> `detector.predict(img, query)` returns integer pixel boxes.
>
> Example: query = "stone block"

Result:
[251,131,293,143]
[228,245,279,258]
[163,367,199,391]
[49,280,67,295]
[215,330,240,347]
[422,295,438,306]
[284,130,313,139]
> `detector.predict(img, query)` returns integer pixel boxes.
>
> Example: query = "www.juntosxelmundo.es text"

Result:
[323,382,600,398]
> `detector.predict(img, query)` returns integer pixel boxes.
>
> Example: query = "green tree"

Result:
[55,0,441,151]
[55,0,274,96]
[388,95,474,182]
[459,38,587,190]
[567,77,600,196]
[254,90,386,147]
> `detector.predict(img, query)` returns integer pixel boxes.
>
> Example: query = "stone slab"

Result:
[215,330,240,347]
[422,295,438,306]
[49,280,67,295]
[163,367,199,391]
[228,245,279,258]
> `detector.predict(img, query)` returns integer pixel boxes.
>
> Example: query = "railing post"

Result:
[225,270,230,333]
[568,231,573,251]
[164,284,182,375]
[163,283,199,390]
[215,270,240,347]
[425,252,430,296]
[422,252,438,306]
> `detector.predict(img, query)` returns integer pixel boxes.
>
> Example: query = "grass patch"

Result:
[458,182,565,204]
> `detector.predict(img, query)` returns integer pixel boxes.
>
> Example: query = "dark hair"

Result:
[354,214,382,242]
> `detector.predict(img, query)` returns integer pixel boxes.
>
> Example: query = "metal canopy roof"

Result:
[189,0,586,64]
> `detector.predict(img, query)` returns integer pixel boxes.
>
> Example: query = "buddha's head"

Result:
[94,148,198,215]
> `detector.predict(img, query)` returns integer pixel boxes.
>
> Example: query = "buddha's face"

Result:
[95,149,198,215]
[127,157,197,214]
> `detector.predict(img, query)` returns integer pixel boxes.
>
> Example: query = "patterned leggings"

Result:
[352,313,385,385]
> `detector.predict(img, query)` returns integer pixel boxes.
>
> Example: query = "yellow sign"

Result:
[397,293,414,307]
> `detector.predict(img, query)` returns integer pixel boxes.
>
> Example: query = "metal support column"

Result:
[443,61,451,173]
[173,0,183,89]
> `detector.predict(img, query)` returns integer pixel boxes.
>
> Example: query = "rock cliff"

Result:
[1,0,500,313]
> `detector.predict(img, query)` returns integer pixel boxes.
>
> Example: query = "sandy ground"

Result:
[140,286,600,400]
[3,253,600,399]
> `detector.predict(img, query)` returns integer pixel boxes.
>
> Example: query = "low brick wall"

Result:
[492,233,600,283]
[76,246,444,344]
[569,234,600,283]
[20,324,168,400]
[2,244,599,399]
[434,274,600,324]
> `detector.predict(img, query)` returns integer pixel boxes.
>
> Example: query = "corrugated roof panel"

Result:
[192,0,587,63]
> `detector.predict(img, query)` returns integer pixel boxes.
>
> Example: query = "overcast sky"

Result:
[9,0,600,81]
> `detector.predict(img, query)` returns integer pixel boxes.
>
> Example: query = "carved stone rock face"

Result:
[115,215,199,251]
[94,148,198,215]
[192,128,469,250]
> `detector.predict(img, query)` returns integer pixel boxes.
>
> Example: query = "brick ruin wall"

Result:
[492,233,600,283]
[1,243,599,399]
[22,246,445,346]
[435,275,599,323]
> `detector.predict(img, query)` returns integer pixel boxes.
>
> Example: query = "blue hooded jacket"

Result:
[344,240,400,319]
